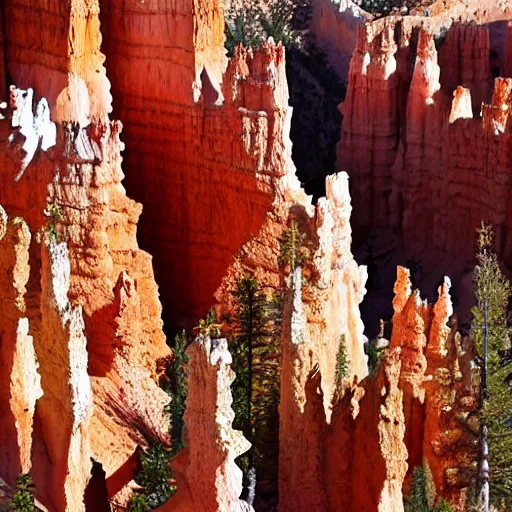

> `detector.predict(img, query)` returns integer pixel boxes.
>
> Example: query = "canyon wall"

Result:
[0,87,172,509]
[338,7,512,271]
[100,0,293,329]
[0,1,489,511]
[0,1,173,508]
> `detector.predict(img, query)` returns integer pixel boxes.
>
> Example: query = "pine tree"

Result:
[279,220,309,276]
[228,273,282,509]
[169,330,189,454]
[134,443,175,508]
[334,335,350,396]
[230,275,270,471]
[404,462,453,512]
[132,331,188,508]
[471,223,512,509]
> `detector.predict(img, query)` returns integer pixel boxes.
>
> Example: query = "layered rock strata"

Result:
[0,0,172,502]
[338,8,512,268]
[100,0,293,328]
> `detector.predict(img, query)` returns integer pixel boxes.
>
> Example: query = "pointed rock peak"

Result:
[450,86,473,122]
[392,266,412,314]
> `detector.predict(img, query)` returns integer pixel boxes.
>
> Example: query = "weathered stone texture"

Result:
[338,9,512,268]
[160,336,252,512]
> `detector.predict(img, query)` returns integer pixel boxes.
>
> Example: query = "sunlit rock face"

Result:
[278,265,478,512]
[0,1,170,507]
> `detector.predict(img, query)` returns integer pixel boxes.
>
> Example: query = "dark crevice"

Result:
[84,460,110,512]
[286,42,346,201]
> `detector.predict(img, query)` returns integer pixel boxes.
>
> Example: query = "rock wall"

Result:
[338,9,512,270]
[100,0,294,329]
[0,1,172,507]
[0,1,488,511]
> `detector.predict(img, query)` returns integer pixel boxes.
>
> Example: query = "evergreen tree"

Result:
[228,274,282,509]
[334,335,350,396]
[230,275,270,471]
[471,223,512,509]
[134,444,175,508]
[279,220,309,276]
[404,462,453,512]
[169,330,189,454]
[132,331,189,508]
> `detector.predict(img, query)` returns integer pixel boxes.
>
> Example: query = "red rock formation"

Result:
[100,1,294,328]
[160,335,252,512]
[338,8,512,273]
[0,212,42,485]
[0,1,491,511]
[0,0,171,505]
[278,263,477,511]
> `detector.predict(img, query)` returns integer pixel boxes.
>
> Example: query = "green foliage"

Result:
[229,275,281,477]
[224,0,307,56]
[135,444,176,508]
[432,499,454,512]
[134,331,188,508]
[367,342,384,376]
[404,462,453,512]
[225,15,262,56]
[7,474,35,512]
[279,220,309,275]
[354,0,434,16]
[128,493,151,512]
[260,1,305,48]
[43,202,62,242]
[194,308,222,338]
[334,335,350,394]
[471,223,512,509]
[169,330,189,454]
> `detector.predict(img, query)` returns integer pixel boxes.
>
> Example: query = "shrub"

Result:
[43,202,62,242]
[366,342,384,376]
[128,493,151,512]
[194,308,222,338]
[7,474,35,512]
